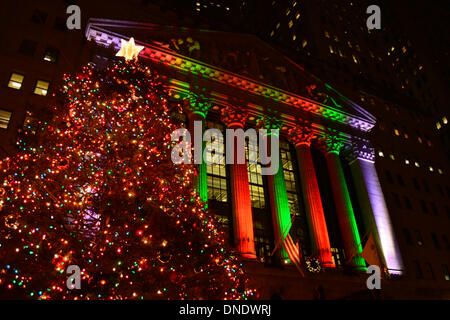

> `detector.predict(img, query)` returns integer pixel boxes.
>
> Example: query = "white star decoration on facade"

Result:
[116,37,144,61]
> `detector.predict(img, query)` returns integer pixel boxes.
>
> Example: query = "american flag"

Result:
[282,233,305,277]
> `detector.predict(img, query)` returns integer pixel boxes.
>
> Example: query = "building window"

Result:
[412,178,420,191]
[43,48,59,63]
[18,40,37,56]
[420,200,428,214]
[392,193,402,209]
[442,235,450,250]
[431,233,441,249]
[422,180,430,193]
[424,262,435,280]
[280,141,300,216]
[397,174,404,186]
[34,80,49,96]
[385,170,394,184]
[404,196,412,210]
[413,260,423,279]
[442,265,450,281]
[8,73,24,90]
[0,109,12,129]
[205,122,227,202]
[403,228,413,246]
[415,230,424,246]
[246,139,266,209]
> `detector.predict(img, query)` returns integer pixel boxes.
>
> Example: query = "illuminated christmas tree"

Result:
[0,52,251,299]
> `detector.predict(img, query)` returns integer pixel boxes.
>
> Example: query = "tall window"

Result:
[205,121,227,203]
[280,141,300,216]
[246,139,265,209]
[280,141,310,256]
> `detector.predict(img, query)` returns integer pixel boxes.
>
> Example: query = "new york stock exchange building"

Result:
[86,18,406,299]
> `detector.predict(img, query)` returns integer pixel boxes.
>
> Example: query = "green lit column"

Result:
[259,117,291,261]
[317,135,366,270]
[185,94,210,203]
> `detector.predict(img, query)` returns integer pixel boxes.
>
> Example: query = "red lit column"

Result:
[317,135,365,270]
[221,106,256,259]
[288,125,334,267]
[185,95,210,203]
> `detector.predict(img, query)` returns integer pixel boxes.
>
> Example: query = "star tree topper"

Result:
[116,37,144,61]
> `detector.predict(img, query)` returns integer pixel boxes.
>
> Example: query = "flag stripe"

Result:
[282,234,305,276]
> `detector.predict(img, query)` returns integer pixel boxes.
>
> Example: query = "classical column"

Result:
[185,94,210,203]
[345,139,404,275]
[258,116,291,261]
[317,135,366,270]
[221,106,256,259]
[288,125,335,268]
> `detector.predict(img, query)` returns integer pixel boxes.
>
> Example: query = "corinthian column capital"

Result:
[287,124,315,147]
[317,134,344,155]
[344,138,375,163]
[184,93,211,119]
[256,115,283,136]
[221,105,248,128]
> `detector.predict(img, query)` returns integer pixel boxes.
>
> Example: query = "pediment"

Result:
[86,19,376,131]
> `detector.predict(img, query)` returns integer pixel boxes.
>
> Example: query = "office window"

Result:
[404,196,412,210]
[0,109,12,129]
[205,121,227,202]
[420,200,428,214]
[424,262,435,280]
[442,265,450,281]
[431,233,441,249]
[246,138,266,209]
[8,73,24,90]
[413,260,423,279]
[392,193,402,209]
[403,228,413,246]
[423,180,430,193]
[442,235,450,250]
[412,178,420,191]
[34,80,49,96]
[397,174,404,186]
[18,40,37,56]
[414,230,424,246]
[385,170,394,184]
[43,47,59,63]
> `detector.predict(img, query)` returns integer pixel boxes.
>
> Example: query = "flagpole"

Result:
[270,213,296,257]
[345,228,370,265]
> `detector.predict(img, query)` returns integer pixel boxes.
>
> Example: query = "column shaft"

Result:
[266,154,292,261]
[295,144,334,267]
[324,152,365,269]
[222,107,256,259]
[188,113,208,203]
[349,157,404,274]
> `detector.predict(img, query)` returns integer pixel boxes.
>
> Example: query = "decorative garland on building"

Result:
[305,257,322,273]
